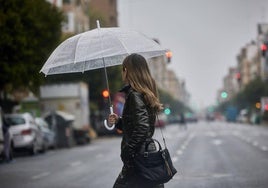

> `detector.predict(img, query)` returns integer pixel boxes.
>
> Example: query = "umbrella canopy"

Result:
[40,26,167,75]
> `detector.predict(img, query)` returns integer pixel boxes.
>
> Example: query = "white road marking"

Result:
[176,150,183,155]
[212,173,232,178]
[232,131,268,152]
[207,131,217,137]
[181,144,187,150]
[172,156,178,162]
[261,146,268,151]
[95,153,104,158]
[32,172,50,180]
[83,146,98,151]
[212,139,222,145]
[70,161,82,167]
[252,141,259,146]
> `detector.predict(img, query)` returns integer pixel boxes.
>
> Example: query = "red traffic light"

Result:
[261,43,267,57]
[265,104,268,111]
[102,90,109,98]
[165,51,172,58]
[235,72,241,80]
[261,44,267,51]
[165,51,172,63]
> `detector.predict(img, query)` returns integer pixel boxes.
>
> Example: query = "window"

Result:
[5,117,26,126]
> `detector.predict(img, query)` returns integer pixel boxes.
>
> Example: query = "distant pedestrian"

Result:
[108,54,164,188]
[1,109,12,162]
[179,112,187,130]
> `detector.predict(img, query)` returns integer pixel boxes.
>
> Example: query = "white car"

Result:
[5,113,45,155]
[35,117,56,149]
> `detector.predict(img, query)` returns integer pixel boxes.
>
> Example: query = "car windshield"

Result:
[5,117,26,126]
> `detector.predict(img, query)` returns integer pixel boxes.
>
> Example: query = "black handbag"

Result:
[134,116,177,184]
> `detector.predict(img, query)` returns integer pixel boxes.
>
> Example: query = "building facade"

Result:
[89,0,118,27]
[148,55,189,105]
[218,23,268,103]
[47,0,90,34]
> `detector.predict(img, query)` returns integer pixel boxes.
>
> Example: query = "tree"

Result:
[158,89,191,115]
[0,0,63,96]
[216,77,268,122]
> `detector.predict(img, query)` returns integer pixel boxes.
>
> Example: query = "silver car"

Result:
[5,113,45,155]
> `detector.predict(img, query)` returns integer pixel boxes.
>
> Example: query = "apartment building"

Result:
[89,0,118,27]
[47,0,90,34]
[218,23,268,103]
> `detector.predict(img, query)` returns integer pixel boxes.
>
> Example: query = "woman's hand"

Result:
[108,113,119,125]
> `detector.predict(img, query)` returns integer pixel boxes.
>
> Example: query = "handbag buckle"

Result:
[144,152,149,157]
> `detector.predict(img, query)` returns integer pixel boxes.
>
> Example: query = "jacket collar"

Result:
[119,84,131,93]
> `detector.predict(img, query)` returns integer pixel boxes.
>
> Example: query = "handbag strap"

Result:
[156,114,167,149]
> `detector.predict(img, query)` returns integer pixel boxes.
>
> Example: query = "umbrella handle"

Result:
[104,106,115,130]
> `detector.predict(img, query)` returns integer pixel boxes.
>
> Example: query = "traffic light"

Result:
[261,42,267,57]
[255,102,261,109]
[102,89,109,98]
[165,51,172,63]
[265,104,268,111]
[164,108,171,115]
[221,91,228,99]
[235,72,241,81]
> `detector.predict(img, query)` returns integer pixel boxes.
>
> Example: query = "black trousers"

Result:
[113,165,164,188]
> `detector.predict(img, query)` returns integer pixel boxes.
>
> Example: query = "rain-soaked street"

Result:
[1,121,268,188]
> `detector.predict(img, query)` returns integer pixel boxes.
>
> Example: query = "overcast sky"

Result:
[117,0,268,110]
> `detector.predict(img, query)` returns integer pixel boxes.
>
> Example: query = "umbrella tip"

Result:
[96,20,100,29]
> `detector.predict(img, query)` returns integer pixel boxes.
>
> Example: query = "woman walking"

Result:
[108,53,164,188]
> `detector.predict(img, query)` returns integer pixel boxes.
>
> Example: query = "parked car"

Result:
[155,113,167,128]
[0,109,4,158]
[35,117,56,149]
[4,113,45,155]
[185,113,198,123]
[237,109,248,123]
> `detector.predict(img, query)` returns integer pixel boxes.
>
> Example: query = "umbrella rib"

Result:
[74,33,84,64]
[106,29,130,55]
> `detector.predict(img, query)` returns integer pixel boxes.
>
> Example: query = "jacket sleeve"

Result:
[123,92,150,158]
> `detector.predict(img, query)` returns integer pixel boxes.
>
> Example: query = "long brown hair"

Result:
[122,54,163,112]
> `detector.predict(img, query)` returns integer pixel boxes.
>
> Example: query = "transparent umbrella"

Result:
[40,21,166,75]
[40,21,167,129]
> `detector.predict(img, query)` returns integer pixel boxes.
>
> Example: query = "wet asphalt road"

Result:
[1,121,268,188]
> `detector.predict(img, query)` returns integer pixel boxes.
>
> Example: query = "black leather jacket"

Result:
[116,85,156,164]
